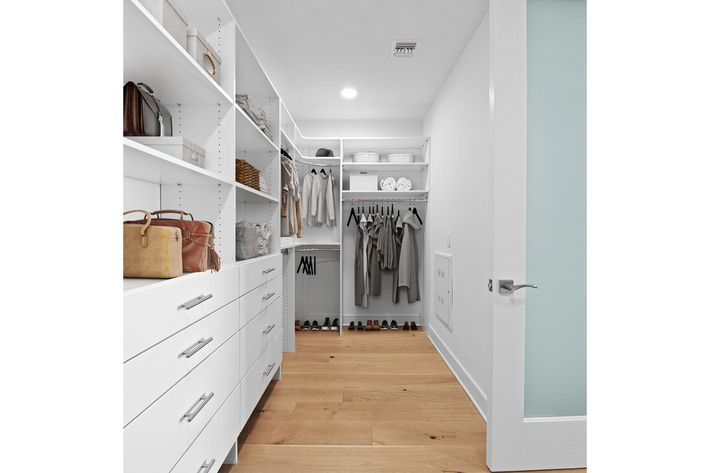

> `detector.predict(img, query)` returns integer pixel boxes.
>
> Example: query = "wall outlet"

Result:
[446,232,452,248]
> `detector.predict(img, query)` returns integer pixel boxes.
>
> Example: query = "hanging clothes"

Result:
[354,213,369,307]
[280,157,302,237]
[315,173,330,225]
[325,171,336,227]
[301,171,313,227]
[308,172,322,226]
[391,213,404,303]
[367,213,383,296]
[397,210,421,303]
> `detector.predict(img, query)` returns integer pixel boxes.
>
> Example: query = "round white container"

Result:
[386,153,414,163]
[353,152,380,163]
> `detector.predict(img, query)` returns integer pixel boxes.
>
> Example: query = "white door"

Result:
[486,0,586,470]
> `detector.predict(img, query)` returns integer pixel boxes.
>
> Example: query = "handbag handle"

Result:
[123,210,152,247]
[150,210,194,221]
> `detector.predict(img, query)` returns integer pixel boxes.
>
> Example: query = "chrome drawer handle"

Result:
[262,292,276,301]
[182,392,214,422]
[178,294,213,310]
[262,324,276,335]
[262,267,276,274]
[263,362,276,376]
[198,459,216,473]
[180,337,214,359]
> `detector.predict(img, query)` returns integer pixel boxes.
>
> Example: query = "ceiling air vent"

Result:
[392,41,418,58]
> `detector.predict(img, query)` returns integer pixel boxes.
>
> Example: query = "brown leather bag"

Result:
[123,210,183,278]
[123,81,173,136]
[127,210,220,273]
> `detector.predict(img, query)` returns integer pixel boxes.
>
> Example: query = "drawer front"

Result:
[124,333,239,473]
[124,298,240,426]
[124,265,239,361]
[171,383,240,473]
[238,275,282,328]
[239,254,281,297]
[239,296,282,379]
[240,330,283,431]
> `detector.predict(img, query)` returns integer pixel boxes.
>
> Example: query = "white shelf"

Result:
[342,162,429,172]
[235,105,279,153]
[124,261,239,296]
[342,190,429,200]
[123,138,234,186]
[295,241,340,248]
[342,136,429,150]
[235,253,281,266]
[124,0,232,106]
[235,182,279,203]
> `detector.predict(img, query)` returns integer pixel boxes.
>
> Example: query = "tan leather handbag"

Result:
[126,210,220,273]
[123,210,183,278]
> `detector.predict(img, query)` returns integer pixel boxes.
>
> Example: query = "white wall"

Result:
[423,13,492,419]
[297,119,422,138]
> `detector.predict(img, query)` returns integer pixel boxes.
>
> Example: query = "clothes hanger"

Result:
[347,206,357,227]
[311,168,317,175]
[412,205,423,225]
[313,255,316,275]
[297,256,305,274]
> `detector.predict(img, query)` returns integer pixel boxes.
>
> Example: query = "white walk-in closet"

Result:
[122,0,587,471]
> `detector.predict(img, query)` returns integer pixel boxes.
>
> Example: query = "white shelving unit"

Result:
[342,190,429,200]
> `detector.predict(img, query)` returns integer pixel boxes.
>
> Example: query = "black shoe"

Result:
[323,317,331,330]
[331,318,339,330]
[390,320,398,330]
[311,320,320,330]
[348,321,355,330]
[357,321,364,331]
[303,320,311,331]
[381,320,389,330]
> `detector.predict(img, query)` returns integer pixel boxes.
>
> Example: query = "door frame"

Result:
[486,0,586,470]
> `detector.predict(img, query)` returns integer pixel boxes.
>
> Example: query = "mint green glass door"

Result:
[524,0,586,417]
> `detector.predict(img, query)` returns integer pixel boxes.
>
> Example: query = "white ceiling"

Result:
[226,0,488,121]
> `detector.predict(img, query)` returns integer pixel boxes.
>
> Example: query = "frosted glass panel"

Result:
[524,0,586,417]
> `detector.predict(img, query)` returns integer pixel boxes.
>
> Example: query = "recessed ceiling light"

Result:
[341,87,358,99]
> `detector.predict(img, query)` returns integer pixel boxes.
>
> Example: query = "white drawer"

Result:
[240,296,282,379]
[240,330,282,431]
[171,382,240,473]
[124,265,239,361]
[239,254,281,297]
[238,275,282,328]
[124,298,240,426]
[124,333,239,473]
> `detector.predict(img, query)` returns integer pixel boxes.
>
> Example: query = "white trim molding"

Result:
[426,324,488,422]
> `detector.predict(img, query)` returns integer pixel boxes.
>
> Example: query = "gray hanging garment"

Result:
[392,215,404,303]
[397,210,421,303]
[367,214,383,296]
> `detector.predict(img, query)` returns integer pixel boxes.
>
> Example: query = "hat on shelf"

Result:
[315,148,334,157]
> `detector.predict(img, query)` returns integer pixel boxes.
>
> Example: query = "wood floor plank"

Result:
[372,421,486,446]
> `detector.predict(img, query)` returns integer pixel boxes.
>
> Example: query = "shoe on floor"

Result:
[365,320,373,331]
[381,320,389,330]
[357,321,364,331]
[311,320,320,330]
[403,321,410,331]
[373,320,381,331]
[303,320,311,331]
[295,320,302,331]
[331,318,339,330]
[322,317,331,330]
[390,320,398,330]
[411,321,418,331]
[348,321,355,331]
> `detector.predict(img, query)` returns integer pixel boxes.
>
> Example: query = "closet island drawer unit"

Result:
[124,298,240,425]
[238,254,282,297]
[124,333,240,473]
[171,382,241,473]
[240,296,282,378]
[238,275,282,328]
[124,264,240,361]
[240,330,283,430]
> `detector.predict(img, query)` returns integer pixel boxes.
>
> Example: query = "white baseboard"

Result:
[427,324,488,422]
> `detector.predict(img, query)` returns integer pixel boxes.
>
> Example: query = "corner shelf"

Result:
[123,138,234,186]
[235,104,279,153]
[235,182,279,203]
[123,0,233,106]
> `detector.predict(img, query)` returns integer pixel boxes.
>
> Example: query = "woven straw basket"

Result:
[236,159,261,190]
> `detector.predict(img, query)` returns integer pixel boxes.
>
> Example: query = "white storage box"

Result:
[187,28,222,83]
[386,153,415,163]
[130,136,206,168]
[139,0,189,49]
[353,152,380,163]
[350,172,379,191]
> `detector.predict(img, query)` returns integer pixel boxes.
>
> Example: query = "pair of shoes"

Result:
[381,320,390,330]
[402,321,419,331]
[348,321,355,330]
[323,317,331,331]
[357,321,364,331]
[373,320,381,330]
[365,320,373,331]
[390,320,399,330]
[325,318,339,331]
[295,320,302,331]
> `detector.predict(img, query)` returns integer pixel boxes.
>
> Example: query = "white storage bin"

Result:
[386,153,415,163]
[130,136,205,168]
[187,28,222,83]
[350,172,379,191]
[139,0,189,49]
[353,152,380,163]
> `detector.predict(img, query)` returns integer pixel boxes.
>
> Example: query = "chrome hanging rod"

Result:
[293,159,340,167]
[295,247,340,252]
[343,198,428,203]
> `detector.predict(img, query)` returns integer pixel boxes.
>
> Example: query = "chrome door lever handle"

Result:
[499,279,538,294]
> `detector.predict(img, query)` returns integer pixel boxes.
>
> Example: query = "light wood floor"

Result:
[220,330,585,473]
